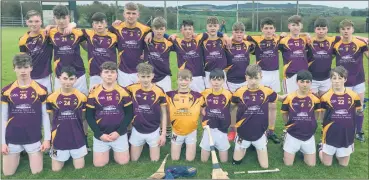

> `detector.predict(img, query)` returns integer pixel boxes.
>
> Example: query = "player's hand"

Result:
[109,132,120,141]
[192,33,198,38]
[100,134,113,142]
[44,25,53,36]
[201,108,206,116]
[280,32,288,37]
[2,144,9,155]
[112,20,123,27]
[158,134,166,147]
[89,84,99,93]
[40,140,50,152]
[168,34,177,41]
[140,53,144,60]
[223,37,232,49]
[63,26,73,35]
[278,94,288,101]
[144,32,153,44]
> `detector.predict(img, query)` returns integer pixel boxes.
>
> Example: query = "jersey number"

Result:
[64,100,70,106]
[62,37,67,42]
[338,99,345,105]
[252,96,256,101]
[107,96,112,101]
[20,93,27,99]
[213,99,218,104]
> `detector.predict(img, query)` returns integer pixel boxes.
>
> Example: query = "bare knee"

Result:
[3,170,16,176]
[305,161,316,167]
[52,166,62,172]
[322,161,332,166]
[260,163,269,169]
[31,168,43,174]
[283,158,294,166]
[115,157,129,165]
[339,161,349,167]
[186,156,195,162]
[94,160,108,167]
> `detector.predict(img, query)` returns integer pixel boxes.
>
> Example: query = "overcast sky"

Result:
[78,1,368,9]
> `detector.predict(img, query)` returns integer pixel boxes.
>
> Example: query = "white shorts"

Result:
[227,81,247,93]
[89,75,103,91]
[54,74,88,95]
[34,74,52,94]
[8,141,41,154]
[200,128,230,152]
[283,133,316,155]
[204,71,229,90]
[283,74,298,94]
[118,70,138,87]
[93,134,129,153]
[50,145,87,162]
[171,130,197,145]
[234,134,268,151]
[311,79,331,94]
[190,76,205,93]
[129,127,160,148]
[261,70,281,93]
[322,143,354,158]
[155,75,172,92]
[346,83,366,94]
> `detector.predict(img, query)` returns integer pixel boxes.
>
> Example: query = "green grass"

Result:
[1,27,368,179]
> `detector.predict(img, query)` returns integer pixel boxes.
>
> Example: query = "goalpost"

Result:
[176,1,239,33]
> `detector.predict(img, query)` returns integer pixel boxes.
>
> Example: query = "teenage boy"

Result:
[2,54,50,176]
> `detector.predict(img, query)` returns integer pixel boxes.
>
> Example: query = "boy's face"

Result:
[54,15,70,29]
[261,24,275,38]
[340,26,354,39]
[297,79,312,92]
[210,77,224,89]
[59,72,76,89]
[124,9,139,25]
[232,30,244,42]
[26,15,42,32]
[152,26,166,39]
[178,77,192,89]
[288,22,302,35]
[315,27,328,38]
[100,69,117,84]
[138,73,154,87]
[92,20,107,34]
[331,72,347,89]
[181,25,194,39]
[246,73,262,89]
[206,24,219,36]
[14,65,32,79]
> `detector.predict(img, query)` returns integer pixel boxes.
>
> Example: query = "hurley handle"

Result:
[204,125,215,146]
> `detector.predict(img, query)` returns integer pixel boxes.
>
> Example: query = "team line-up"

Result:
[2,2,369,176]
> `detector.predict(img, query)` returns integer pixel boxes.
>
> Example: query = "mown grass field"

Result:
[1,27,368,179]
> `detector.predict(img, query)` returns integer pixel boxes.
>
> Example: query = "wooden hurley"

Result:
[148,154,170,179]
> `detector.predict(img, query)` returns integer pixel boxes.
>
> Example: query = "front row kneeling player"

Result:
[2,54,51,176]
[318,66,362,167]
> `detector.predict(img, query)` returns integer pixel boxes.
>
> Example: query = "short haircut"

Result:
[296,70,313,82]
[25,10,41,20]
[100,62,117,71]
[330,66,348,79]
[136,63,153,74]
[245,64,262,78]
[209,68,225,80]
[91,12,107,22]
[339,19,354,28]
[207,16,219,25]
[314,18,329,28]
[181,20,194,28]
[152,17,167,29]
[288,15,302,24]
[232,22,245,31]
[60,66,77,77]
[124,2,139,11]
[260,17,275,28]
[178,69,193,79]
[53,5,69,18]
[13,54,32,68]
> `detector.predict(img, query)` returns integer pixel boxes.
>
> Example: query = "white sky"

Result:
[82,1,368,9]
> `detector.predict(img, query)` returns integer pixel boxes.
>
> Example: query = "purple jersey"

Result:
[19,29,53,79]
[247,35,281,71]
[281,92,320,141]
[82,29,118,76]
[203,38,229,72]
[49,28,86,78]
[232,85,277,141]
[321,88,361,148]
[307,36,341,81]
[127,83,167,134]
[333,37,368,86]
[109,22,151,73]
[87,84,132,135]
[279,36,309,78]
[225,40,253,83]
[47,89,86,150]
[1,81,47,144]
[201,88,232,133]
[144,39,174,82]
[173,33,209,77]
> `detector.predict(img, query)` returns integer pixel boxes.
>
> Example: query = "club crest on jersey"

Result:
[73,98,78,105]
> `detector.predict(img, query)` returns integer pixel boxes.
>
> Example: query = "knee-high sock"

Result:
[356,114,364,133]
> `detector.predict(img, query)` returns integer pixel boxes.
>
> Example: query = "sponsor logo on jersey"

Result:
[16,104,31,109]
[103,105,117,111]
[297,112,308,117]
[335,109,349,115]
[61,110,74,116]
